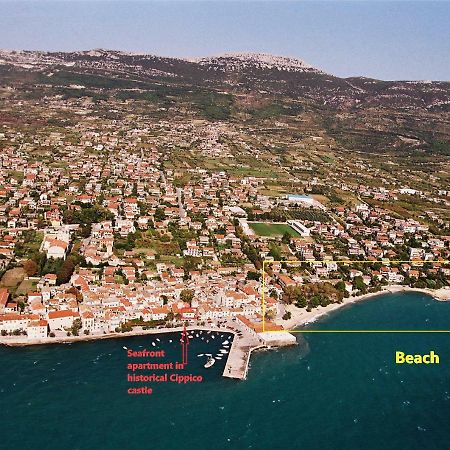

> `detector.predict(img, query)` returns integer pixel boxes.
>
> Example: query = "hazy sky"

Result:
[1,1,449,80]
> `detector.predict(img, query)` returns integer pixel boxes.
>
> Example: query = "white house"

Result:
[48,310,79,330]
[27,320,49,339]
[47,239,69,259]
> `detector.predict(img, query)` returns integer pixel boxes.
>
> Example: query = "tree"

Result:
[353,276,367,294]
[154,207,166,222]
[285,281,343,310]
[295,296,307,308]
[23,259,38,276]
[283,285,302,305]
[269,243,281,261]
[183,256,199,274]
[71,318,82,336]
[63,204,114,226]
[180,289,194,306]
[57,258,75,285]
[282,311,292,320]
[246,271,261,281]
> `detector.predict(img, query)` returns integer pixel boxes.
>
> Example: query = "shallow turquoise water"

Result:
[1,292,449,450]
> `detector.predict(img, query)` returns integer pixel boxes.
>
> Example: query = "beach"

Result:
[277,286,450,330]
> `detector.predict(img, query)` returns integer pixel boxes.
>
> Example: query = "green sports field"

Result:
[248,222,300,237]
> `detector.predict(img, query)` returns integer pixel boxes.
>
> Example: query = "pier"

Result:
[223,324,297,380]
[223,332,262,380]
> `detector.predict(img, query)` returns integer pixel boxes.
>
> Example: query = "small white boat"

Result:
[156,338,160,342]
[151,342,156,347]
[195,334,199,338]
[220,349,228,354]
[206,353,212,357]
[204,357,215,368]
[211,335,215,339]
[222,340,229,345]
[169,340,172,343]
[197,353,204,357]
[122,346,128,350]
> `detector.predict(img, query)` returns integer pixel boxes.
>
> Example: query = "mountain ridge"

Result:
[1,48,448,82]
[0,48,449,113]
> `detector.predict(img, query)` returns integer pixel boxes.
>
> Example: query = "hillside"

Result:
[1,49,449,110]
[0,49,449,157]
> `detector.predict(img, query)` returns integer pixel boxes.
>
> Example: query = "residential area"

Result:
[0,118,449,342]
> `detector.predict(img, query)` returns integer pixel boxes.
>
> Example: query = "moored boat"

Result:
[204,356,215,368]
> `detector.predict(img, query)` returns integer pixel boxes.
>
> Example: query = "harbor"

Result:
[1,321,297,380]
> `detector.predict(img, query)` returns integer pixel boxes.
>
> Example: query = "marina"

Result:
[1,322,297,380]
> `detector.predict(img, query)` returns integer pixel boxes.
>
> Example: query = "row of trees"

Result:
[283,282,344,311]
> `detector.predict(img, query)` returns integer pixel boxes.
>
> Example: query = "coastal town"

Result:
[2,1,450,446]
[0,120,449,349]
[0,51,449,361]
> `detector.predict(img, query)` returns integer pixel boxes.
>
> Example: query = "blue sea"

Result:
[1,291,449,450]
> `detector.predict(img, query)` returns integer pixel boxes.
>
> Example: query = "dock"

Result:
[223,328,297,380]
[223,332,262,380]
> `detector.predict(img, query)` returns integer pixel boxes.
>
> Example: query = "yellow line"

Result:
[261,258,450,333]
[265,260,449,264]
[261,263,265,333]
[265,330,450,333]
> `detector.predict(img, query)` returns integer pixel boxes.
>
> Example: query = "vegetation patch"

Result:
[248,222,300,237]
